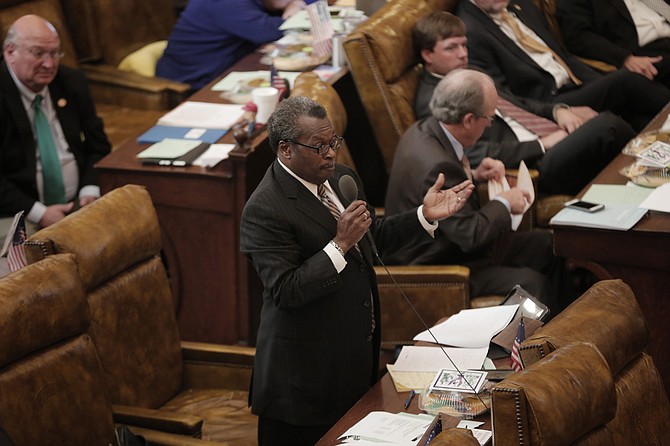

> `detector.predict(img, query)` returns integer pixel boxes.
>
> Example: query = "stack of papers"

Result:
[336,411,435,445]
[488,160,534,231]
[413,305,518,348]
[157,101,245,130]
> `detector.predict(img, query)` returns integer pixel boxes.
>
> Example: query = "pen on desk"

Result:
[404,389,416,409]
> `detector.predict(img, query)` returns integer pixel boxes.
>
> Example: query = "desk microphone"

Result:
[338,174,488,407]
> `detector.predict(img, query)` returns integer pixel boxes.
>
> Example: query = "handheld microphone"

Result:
[338,175,379,257]
[338,174,488,407]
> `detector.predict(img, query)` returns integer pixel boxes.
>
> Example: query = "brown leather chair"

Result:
[519,279,670,445]
[24,185,257,444]
[492,342,617,445]
[0,254,223,446]
[431,427,480,445]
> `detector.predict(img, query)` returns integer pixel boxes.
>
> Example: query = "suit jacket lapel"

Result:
[611,0,635,24]
[0,62,38,175]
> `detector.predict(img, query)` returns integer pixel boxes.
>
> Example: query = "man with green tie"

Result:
[0,14,110,240]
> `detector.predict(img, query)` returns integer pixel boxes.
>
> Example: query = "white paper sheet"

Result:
[639,182,670,212]
[157,101,245,130]
[413,305,518,348]
[338,411,435,445]
[392,346,488,372]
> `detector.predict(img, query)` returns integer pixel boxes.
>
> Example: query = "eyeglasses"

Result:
[476,114,496,123]
[285,135,344,156]
[21,46,65,61]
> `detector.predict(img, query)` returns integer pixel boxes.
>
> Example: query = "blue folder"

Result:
[137,125,228,144]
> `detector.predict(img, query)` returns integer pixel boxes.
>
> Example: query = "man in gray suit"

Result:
[386,69,565,309]
[240,96,473,445]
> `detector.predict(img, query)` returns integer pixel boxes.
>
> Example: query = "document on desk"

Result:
[550,204,648,230]
[639,182,670,213]
[393,346,488,372]
[192,143,236,168]
[413,305,518,348]
[337,411,435,445]
[211,70,301,91]
[157,101,245,130]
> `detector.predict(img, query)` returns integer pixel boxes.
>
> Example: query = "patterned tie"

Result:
[500,10,582,86]
[496,95,562,136]
[317,183,342,221]
[33,95,66,205]
[640,0,670,22]
[461,154,473,182]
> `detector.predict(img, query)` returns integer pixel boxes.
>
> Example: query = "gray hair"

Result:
[3,26,19,50]
[430,69,492,124]
[267,96,328,153]
[3,16,59,50]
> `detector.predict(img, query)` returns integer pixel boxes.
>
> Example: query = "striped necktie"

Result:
[33,94,66,205]
[500,10,582,86]
[317,183,342,221]
[496,95,562,136]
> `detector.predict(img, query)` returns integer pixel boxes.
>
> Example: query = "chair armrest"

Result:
[113,404,203,437]
[128,426,226,445]
[81,64,190,110]
[181,342,255,390]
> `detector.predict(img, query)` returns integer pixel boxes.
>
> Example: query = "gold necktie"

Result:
[500,10,582,86]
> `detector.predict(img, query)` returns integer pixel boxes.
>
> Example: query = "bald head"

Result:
[430,69,496,124]
[3,14,61,92]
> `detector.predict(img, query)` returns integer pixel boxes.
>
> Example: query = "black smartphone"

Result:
[564,199,605,212]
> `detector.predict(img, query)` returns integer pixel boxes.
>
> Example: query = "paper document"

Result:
[137,125,227,144]
[279,6,363,32]
[488,160,534,231]
[211,70,301,92]
[639,182,670,212]
[581,184,653,205]
[337,411,435,445]
[413,305,518,348]
[550,205,648,230]
[137,138,203,159]
[393,346,488,372]
[192,143,236,168]
[157,101,245,129]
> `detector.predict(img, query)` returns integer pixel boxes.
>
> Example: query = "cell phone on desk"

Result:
[564,199,604,213]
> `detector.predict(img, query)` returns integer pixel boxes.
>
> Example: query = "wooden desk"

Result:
[95,53,377,345]
[553,104,670,394]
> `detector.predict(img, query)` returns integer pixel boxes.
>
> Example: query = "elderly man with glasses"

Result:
[240,96,474,446]
[0,14,110,242]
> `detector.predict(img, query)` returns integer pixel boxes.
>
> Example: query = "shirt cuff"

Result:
[79,185,101,199]
[417,205,438,238]
[536,139,546,154]
[27,201,47,225]
[323,241,347,273]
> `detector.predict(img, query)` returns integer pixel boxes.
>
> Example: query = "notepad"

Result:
[137,138,210,166]
[156,101,245,129]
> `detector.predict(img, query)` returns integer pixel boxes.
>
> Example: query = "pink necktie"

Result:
[496,96,561,137]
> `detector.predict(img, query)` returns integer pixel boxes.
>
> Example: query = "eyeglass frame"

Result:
[476,113,496,123]
[283,135,344,156]
[17,45,65,62]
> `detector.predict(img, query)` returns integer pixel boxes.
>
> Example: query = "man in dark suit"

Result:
[240,96,473,446]
[413,12,635,195]
[556,0,670,87]
[0,14,110,237]
[386,69,566,308]
[457,0,670,131]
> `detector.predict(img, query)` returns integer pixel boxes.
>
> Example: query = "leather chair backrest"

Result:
[343,0,454,173]
[0,0,78,67]
[492,342,616,446]
[520,280,647,377]
[0,254,116,445]
[24,185,184,409]
[520,279,670,445]
[62,0,176,66]
[374,265,469,348]
[292,71,357,171]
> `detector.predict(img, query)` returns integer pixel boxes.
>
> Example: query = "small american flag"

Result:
[6,213,27,272]
[510,317,526,372]
[307,1,334,58]
[270,65,287,99]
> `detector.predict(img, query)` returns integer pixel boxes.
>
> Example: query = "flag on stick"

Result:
[510,317,526,372]
[2,211,27,272]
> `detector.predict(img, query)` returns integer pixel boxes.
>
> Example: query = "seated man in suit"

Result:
[556,0,670,87]
[457,0,670,131]
[413,12,636,195]
[241,96,473,445]
[386,69,570,309]
[0,14,111,242]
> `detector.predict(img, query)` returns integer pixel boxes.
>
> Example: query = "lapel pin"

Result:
[57,98,67,108]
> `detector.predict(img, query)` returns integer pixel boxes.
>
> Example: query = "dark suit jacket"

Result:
[457,0,601,101]
[240,161,428,426]
[384,117,511,267]
[0,61,111,217]
[556,0,670,67]
[414,68,546,168]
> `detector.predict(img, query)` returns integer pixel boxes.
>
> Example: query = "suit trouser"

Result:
[555,69,670,131]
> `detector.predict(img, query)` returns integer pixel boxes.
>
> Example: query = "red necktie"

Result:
[496,96,562,137]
